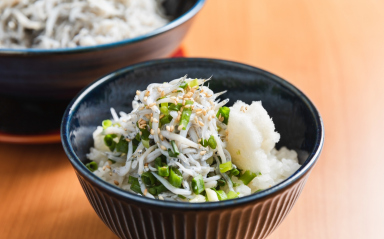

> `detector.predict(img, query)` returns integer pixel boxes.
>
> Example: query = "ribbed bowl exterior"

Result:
[76,170,310,239]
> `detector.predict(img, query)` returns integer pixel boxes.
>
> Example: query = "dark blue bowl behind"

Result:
[62,58,324,239]
[0,0,204,135]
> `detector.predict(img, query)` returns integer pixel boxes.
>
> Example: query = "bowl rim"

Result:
[61,58,324,210]
[0,0,206,55]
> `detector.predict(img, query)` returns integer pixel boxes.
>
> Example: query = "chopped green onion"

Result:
[230,168,240,176]
[170,140,180,156]
[178,195,186,199]
[226,191,239,199]
[213,189,227,201]
[200,138,208,147]
[116,136,128,153]
[208,135,217,149]
[206,157,214,165]
[85,162,98,172]
[217,179,226,187]
[141,139,150,148]
[160,105,169,115]
[191,174,205,194]
[142,172,156,186]
[239,170,257,185]
[148,187,157,195]
[135,133,141,141]
[188,78,199,88]
[155,157,163,168]
[158,165,169,177]
[128,176,142,194]
[185,100,194,105]
[219,161,232,173]
[155,184,167,194]
[160,114,173,125]
[128,176,138,184]
[216,106,230,124]
[102,119,112,129]
[180,82,188,89]
[140,128,150,140]
[168,168,183,188]
[255,189,263,193]
[180,108,192,130]
[104,134,117,151]
[168,103,182,111]
[168,148,177,158]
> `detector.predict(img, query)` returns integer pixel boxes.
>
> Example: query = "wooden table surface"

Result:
[1,0,383,238]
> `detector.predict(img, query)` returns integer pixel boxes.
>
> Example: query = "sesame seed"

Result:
[144,189,148,195]
[202,110,207,116]
[106,165,111,169]
[176,115,181,121]
[170,125,174,132]
[240,106,244,112]
[219,117,224,122]
[172,89,178,93]
[145,91,150,96]
[126,138,131,142]
[157,88,162,92]
[198,121,204,126]
[144,163,148,167]
[150,129,154,135]
[160,134,164,141]
[159,195,164,200]
[157,128,160,134]
[161,91,165,97]
[149,103,156,108]
[194,117,198,123]
[143,96,148,101]
[198,139,201,143]
[159,114,165,119]
[184,105,191,108]
[139,131,142,136]
[191,105,195,110]
[109,172,112,176]
[136,90,141,95]
[166,126,170,131]
[200,151,206,155]
[161,145,167,150]
[178,125,183,131]
[200,89,204,93]
[102,166,106,171]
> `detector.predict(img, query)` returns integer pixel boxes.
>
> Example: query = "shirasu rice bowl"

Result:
[0,0,169,49]
[86,76,301,202]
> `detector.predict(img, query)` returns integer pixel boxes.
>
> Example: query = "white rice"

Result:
[0,0,169,49]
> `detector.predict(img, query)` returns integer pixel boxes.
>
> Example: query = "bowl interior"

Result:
[65,58,321,176]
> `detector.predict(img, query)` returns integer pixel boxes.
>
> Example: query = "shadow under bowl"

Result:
[61,58,324,239]
[0,0,204,136]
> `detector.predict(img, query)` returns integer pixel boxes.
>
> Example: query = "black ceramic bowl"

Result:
[61,58,324,239]
[0,0,205,135]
